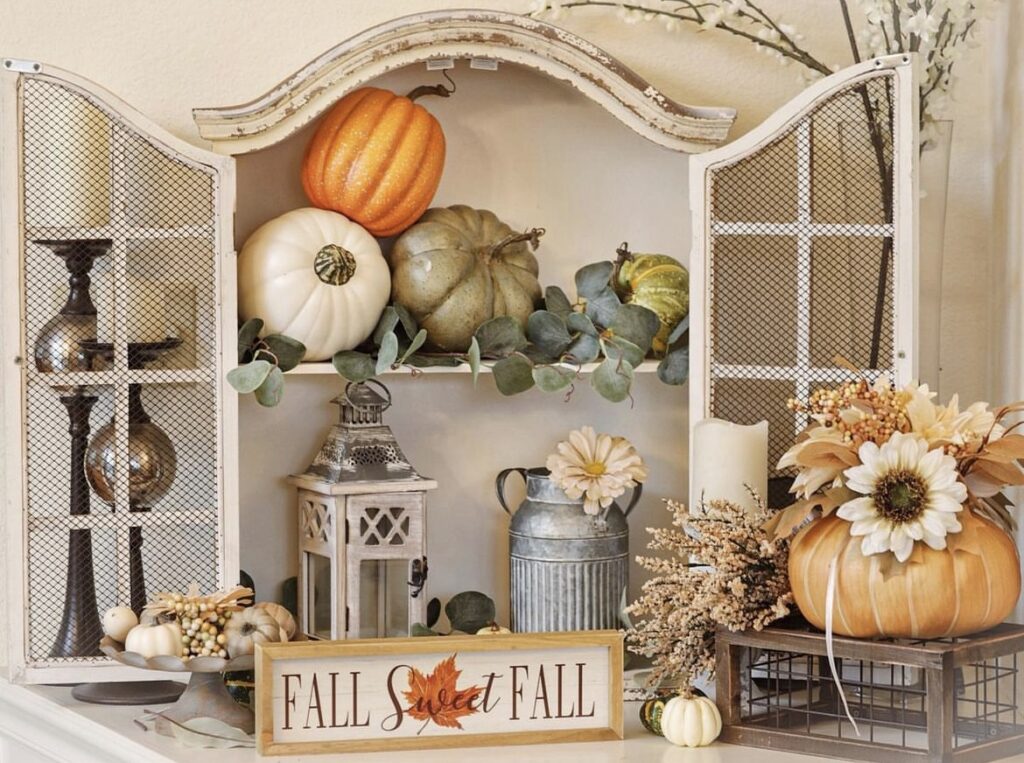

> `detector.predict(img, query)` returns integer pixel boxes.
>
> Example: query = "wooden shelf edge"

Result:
[288,359,662,376]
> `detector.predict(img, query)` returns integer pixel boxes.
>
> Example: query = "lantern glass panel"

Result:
[306,552,333,640]
[358,559,410,638]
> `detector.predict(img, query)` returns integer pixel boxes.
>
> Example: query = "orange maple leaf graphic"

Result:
[403,653,483,733]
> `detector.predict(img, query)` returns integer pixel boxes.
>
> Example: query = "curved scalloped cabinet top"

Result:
[192,10,737,155]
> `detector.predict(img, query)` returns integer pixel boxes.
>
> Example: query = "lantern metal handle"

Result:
[343,379,392,412]
[495,467,528,515]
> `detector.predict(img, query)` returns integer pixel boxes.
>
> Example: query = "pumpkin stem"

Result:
[406,72,456,103]
[613,242,634,294]
[314,244,357,286]
[487,227,546,260]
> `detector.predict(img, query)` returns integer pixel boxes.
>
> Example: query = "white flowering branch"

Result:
[528,0,994,132]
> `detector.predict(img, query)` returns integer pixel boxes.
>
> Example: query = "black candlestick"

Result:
[51,392,102,657]
[33,239,110,659]
[81,340,180,614]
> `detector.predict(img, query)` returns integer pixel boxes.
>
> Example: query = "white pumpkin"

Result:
[661,695,722,748]
[224,606,281,657]
[238,208,391,361]
[101,606,139,643]
[124,622,183,659]
[255,602,297,642]
[476,624,512,635]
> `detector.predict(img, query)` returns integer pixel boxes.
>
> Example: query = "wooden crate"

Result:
[716,622,1024,763]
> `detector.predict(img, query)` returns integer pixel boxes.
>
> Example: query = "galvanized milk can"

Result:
[496,467,640,632]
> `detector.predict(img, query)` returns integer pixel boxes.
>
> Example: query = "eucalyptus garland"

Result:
[230,259,689,406]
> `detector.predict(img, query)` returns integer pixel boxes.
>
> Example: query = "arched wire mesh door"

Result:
[689,55,918,508]
[0,60,237,683]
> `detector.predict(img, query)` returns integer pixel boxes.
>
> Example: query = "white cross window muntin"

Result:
[689,55,918,498]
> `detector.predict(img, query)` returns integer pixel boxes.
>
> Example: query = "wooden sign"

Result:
[255,631,623,755]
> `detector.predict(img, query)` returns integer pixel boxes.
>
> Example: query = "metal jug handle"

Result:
[622,483,643,517]
[496,468,528,515]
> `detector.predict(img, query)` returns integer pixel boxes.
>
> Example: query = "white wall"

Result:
[0,0,1011,667]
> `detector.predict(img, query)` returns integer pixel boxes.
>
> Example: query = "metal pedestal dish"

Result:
[99,637,255,735]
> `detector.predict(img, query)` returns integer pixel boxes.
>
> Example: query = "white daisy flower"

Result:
[546,426,648,515]
[837,432,967,563]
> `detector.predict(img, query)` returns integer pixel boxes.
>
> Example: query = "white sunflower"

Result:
[836,432,967,563]
[546,426,648,515]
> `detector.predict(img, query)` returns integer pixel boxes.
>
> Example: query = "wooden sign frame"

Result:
[255,631,624,756]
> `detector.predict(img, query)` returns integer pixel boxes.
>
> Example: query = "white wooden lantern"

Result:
[288,382,436,640]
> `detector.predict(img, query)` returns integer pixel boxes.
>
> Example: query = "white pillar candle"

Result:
[690,418,768,512]
[97,276,175,343]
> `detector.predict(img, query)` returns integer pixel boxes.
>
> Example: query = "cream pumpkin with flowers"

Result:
[773,379,1023,639]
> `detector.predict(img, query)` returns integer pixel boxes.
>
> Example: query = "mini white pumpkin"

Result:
[660,695,722,748]
[102,606,138,643]
[255,602,297,642]
[124,622,183,659]
[476,624,512,635]
[238,207,391,361]
[224,606,281,657]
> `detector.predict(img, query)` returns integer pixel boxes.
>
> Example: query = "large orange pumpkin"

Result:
[789,508,1020,639]
[301,87,446,237]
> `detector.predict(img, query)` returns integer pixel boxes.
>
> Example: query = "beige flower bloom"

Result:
[837,432,966,563]
[907,384,1003,451]
[546,426,648,515]
[777,425,849,499]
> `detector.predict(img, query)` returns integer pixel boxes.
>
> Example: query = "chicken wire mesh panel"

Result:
[19,75,222,668]
[738,644,1023,756]
[706,72,897,497]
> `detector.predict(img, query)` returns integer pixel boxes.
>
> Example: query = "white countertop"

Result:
[2,678,1024,763]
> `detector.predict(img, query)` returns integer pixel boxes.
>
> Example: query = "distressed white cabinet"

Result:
[0,60,238,683]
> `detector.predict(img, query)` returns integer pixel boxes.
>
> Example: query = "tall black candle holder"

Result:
[32,238,111,659]
[81,339,181,614]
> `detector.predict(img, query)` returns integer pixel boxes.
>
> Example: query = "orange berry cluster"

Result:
[787,380,911,448]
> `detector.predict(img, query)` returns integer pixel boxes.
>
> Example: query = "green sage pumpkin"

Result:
[613,243,689,355]
[389,205,543,352]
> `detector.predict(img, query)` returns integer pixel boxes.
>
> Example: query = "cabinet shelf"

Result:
[26,225,214,241]
[287,359,662,376]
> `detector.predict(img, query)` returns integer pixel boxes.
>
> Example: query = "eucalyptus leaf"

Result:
[575,261,615,300]
[606,335,646,369]
[474,316,528,357]
[237,318,263,363]
[426,597,442,629]
[544,285,573,317]
[262,334,306,372]
[399,329,428,364]
[468,336,481,385]
[411,623,440,637]
[372,306,400,346]
[332,351,377,382]
[592,356,634,403]
[254,366,284,407]
[611,303,660,353]
[375,331,399,375]
[393,303,419,340]
[667,313,690,346]
[657,346,690,385]
[226,360,272,394]
[566,312,597,337]
[493,354,535,396]
[527,310,572,357]
[533,365,573,393]
[445,591,496,634]
[565,333,600,365]
[405,354,462,368]
[584,287,621,328]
